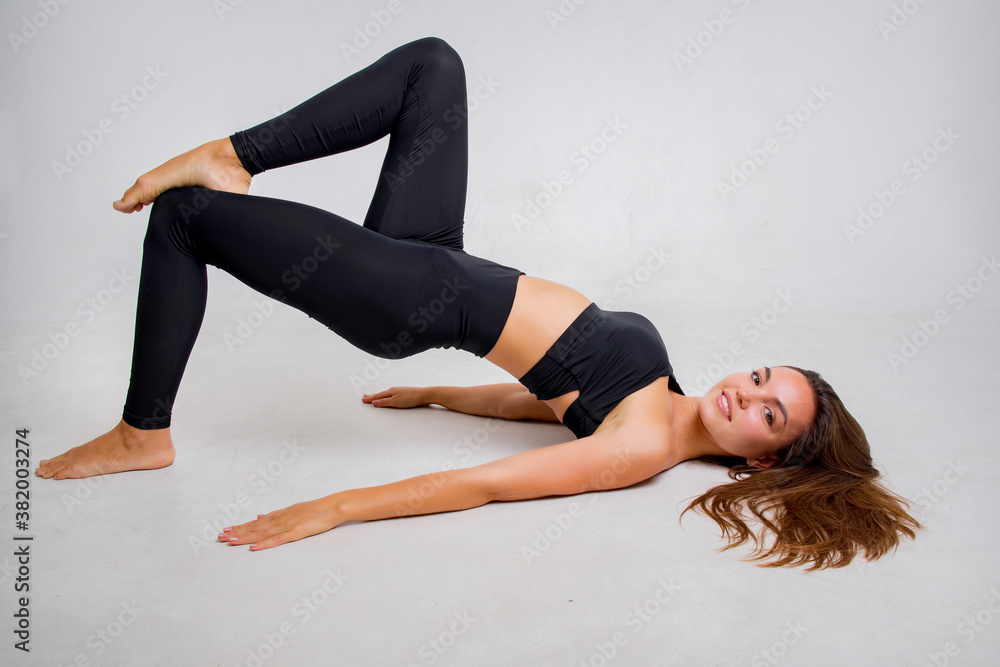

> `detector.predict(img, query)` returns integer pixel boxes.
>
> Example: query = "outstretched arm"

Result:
[362,383,561,422]
[220,424,668,550]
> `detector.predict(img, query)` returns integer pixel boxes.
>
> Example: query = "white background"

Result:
[1,1,998,665]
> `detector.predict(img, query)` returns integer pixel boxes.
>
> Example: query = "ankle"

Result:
[208,137,239,162]
[116,420,171,446]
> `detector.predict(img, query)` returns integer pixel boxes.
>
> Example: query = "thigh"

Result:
[363,37,470,249]
[157,187,439,358]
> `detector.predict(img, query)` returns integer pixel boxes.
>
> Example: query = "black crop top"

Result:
[517,303,684,438]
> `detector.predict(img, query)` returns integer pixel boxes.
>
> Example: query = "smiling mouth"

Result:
[717,390,731,421]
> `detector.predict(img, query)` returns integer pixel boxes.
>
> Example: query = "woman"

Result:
[36,38,920,569]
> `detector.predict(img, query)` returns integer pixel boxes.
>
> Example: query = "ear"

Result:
[747,453,780,469]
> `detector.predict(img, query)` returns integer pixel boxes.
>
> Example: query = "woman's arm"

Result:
[220,424,668,550]
[363,383,561,422]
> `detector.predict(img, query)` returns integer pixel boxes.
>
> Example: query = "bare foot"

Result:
[35,420,175,480]
[113,138,252,214]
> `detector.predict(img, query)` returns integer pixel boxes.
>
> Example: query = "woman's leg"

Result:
[122,187,442,432]
[37,37,472,479]
[231,36,469,248]
[113,36,470,242]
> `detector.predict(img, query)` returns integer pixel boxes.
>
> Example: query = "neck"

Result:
[668,394,730,464]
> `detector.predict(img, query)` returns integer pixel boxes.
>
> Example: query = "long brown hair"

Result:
[680,366,921,570]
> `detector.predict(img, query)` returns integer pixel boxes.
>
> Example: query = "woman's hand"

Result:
[219,496,342,550]
[362,386,430,409]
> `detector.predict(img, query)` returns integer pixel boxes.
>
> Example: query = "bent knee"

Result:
[405,36,464,75]
[148,187,222,224]
[144,187,218,250]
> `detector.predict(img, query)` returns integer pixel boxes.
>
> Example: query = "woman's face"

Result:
[700,367,816,466]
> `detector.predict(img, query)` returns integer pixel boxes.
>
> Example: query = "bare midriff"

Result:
[484,275,592,422]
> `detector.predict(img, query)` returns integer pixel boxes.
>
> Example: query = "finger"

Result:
[222,523,275,545]
[248,531,299,550]
[363,390,397,406]
[226,507,293,540]
[220,515,272,542]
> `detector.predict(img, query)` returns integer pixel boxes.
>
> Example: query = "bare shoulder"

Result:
[596,377,680,473]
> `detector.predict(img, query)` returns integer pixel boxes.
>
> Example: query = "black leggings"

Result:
[122,38,522,430]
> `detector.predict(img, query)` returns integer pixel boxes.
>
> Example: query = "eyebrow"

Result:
[763,367,788,427]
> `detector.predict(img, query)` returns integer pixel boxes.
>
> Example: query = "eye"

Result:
[751,370,761,386]
[764,406,774,426]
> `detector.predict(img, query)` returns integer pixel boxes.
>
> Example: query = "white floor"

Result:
[3,1,1000,666]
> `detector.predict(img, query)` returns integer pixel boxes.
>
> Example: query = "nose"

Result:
[735,387,757,411]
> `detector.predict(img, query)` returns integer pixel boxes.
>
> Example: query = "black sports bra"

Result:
[517,303,684,438]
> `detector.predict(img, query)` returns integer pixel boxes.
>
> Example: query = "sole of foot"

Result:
[113,138,252,214]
